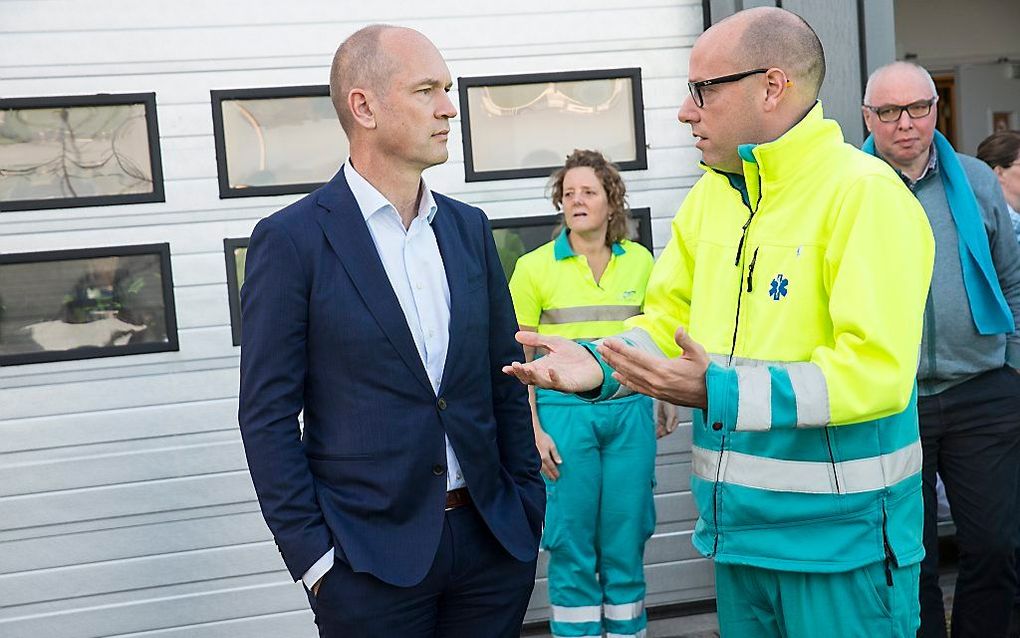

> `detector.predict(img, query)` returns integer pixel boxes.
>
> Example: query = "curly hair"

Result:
[548,149,631,246]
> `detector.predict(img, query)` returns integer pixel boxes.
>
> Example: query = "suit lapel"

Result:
[315,169,434,395]
[431,197,468,393]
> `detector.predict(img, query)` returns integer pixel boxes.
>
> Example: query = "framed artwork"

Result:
[457,68,647,182]
[210,85,348,198]
[491,207,652,281]
[223,237,249,346]
[0,243,179,365]
[992,111,1014,133]
[0,93,165,211]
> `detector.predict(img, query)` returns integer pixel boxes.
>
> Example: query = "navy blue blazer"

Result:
[238,168,544,587]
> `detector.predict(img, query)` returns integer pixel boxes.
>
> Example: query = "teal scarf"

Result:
[862,130,1014,335]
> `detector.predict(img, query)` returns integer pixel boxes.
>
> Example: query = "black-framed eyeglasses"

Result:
[863,97,938,123]
[687,68,769,108]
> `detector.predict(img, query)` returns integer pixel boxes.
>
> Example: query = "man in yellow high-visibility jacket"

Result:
[504,7,934,638]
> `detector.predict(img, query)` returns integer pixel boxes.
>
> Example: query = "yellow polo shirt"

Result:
[509,228,654,342]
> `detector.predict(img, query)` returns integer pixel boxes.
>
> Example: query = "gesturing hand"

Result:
[598,327,710,409]
[503,332,604,393]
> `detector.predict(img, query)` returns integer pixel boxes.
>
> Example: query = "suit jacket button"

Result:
[437,398,448,410]
[712,422,723,431]
[432,464,446,476]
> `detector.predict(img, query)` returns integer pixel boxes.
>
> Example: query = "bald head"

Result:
[712,7,825,103]
[864,61,936,105]
[329,24,406,135]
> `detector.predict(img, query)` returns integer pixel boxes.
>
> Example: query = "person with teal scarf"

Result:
[863,61,1020,638]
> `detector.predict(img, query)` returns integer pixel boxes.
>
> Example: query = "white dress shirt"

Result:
[303,160,465,589]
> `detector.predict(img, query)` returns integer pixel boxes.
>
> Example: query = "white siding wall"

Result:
[0,2,708,635]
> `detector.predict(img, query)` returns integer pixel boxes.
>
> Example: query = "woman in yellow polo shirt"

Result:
[509,149,656,638]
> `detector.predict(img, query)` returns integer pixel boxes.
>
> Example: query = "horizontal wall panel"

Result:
[104,610,314,638]
[0,435,246,497]
[0,367,240,420]
[1,7,697,67]
[0,398,240,451]
[0,471,257,531]
[0,502,263,545]
[0,510,271,574]
[0,328,239,386]
[0,576,308,638]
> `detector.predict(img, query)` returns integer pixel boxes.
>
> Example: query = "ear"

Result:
[862,107,875,133]
[762,68,789,112]
[348,88,377,130]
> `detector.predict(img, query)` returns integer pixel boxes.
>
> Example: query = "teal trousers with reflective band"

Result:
[537,392,656,638]
[714,560,921,638]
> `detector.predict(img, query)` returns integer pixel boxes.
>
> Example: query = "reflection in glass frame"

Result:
[458,68,647,182]
[210,86,348,199]
[0,243,179,366]
[0,93,165,212]
[223,237,249,346]
[490,207,652,282]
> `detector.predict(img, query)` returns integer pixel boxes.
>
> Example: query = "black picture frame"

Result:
[490,207,652,281]
[0,92,165,212]
[0,243,179,366]
[210,85,345,199]
[223,237,249,346]
[457,68,648,182]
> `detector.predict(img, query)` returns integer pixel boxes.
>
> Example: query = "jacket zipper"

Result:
[823,427,841,494]
[715,169,763,555]
[711,433,726,557]
[726,181,761,363]
[882,503,896,586]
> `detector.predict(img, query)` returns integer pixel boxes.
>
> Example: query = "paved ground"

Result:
[524,571,959,637]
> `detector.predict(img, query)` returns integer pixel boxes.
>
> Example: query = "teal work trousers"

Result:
[537,392,657,638]
[714,560,921,638]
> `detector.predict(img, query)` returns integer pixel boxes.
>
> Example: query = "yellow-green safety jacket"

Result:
[590,103,935,573]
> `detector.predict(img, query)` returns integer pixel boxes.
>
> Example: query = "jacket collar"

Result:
[553,227,626,260]
[313,167,436,395]
[700,102,844,210]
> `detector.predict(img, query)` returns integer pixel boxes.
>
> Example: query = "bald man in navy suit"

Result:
[238,25,544,638]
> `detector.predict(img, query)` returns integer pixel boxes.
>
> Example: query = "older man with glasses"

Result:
[862,61,1020,638]
[505,8,936,637]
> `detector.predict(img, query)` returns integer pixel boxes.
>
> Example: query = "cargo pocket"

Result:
[856,560,894,619]
[540,480,562,550]
[642,476,658,540]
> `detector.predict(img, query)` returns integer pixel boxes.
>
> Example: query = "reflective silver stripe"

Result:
[735,366,772,431]
[692,441,921,494]
[787,361,830,427]
[540,305,642,325]
[604,600,644,620]
[607,631,646,638]
[551,604,602,623]
[709,353,779,367]
[708,354,832,429]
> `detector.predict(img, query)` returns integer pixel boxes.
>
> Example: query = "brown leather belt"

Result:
[445,487,471,511]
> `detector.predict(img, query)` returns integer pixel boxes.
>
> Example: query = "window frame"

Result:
[0,92,165,212]
[210,85,342,199]
[0,242,180,366]
[489,207,652,250]
[457,67,648,182]
[223,236,249,347]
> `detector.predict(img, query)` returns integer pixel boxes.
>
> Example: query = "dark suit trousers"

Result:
[306,504,538,638]
[918,366,1020,638]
